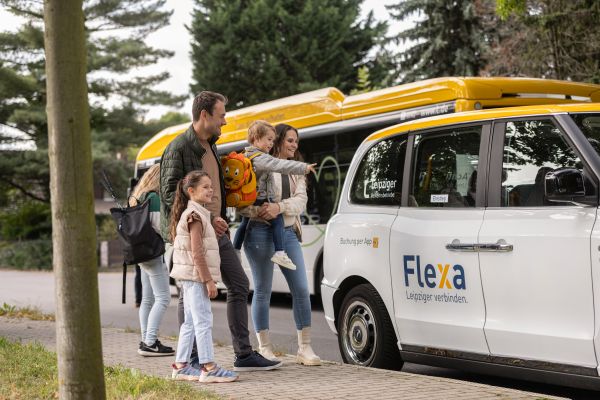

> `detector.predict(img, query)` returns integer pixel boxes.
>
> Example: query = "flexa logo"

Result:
[403,255,466,290]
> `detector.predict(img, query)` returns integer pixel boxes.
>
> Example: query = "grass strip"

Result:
[0,337,221,400]
[0,303,55,321]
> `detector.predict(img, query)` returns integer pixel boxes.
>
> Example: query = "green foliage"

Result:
[0,0,185,205]
[486,0,600,83]
[350,66,378,95]
[0,303,55,320]
[0,201,51,240]
[96,214,118,242]
[387,0,490,82]
[0,239,53,270]
[0,337,220,399]
[189,0,388,109]
[496,0,527,18]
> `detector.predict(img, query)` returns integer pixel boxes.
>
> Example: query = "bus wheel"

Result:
[337,283,403,370]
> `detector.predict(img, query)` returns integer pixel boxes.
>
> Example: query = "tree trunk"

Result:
[43,0,106,398]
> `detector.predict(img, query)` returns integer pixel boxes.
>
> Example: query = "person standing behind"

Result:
[240,123,321,366]
[170,171,238,383]
[129,164,174,356]
[159,91,280,371]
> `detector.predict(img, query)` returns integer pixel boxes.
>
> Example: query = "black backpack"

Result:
[101,172,164,303]
[110,194,165,264]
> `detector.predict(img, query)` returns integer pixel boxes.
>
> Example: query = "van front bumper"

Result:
[321,282,338,335]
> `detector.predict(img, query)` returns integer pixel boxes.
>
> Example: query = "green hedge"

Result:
[0,202,52,241]
[0,239,53,270]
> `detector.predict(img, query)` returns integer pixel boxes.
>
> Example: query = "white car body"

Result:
[322,105,600,389]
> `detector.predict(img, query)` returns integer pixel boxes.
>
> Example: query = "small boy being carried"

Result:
[233,120,315,270]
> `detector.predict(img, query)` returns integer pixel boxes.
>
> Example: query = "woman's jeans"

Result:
[244,222,311,331]
[138,255,170,346]
[175,280,214,364]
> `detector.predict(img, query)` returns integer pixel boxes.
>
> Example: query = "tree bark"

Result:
[43,0,106,398]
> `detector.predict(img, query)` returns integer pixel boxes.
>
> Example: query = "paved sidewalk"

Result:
[1,317,564,400]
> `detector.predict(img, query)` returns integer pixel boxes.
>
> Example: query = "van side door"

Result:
[480,117,598,371]
[390,123,491,354]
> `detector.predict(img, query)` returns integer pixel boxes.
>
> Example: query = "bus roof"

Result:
[136,77,600,164]
[366,103,600,142]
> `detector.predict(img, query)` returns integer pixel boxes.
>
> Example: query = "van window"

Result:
[501,119,588,207]
[350,136,406,206]
[572,113,600,156]
[410,126,482,207]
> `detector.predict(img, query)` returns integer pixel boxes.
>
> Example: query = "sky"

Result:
[0,1,409,121]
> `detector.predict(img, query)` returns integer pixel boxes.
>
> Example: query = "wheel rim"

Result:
[341,299,377,365]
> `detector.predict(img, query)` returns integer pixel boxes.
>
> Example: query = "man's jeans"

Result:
[178,234,252,357]
[138,255,170,345]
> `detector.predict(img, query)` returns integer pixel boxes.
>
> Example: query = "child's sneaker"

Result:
[172,363,201,381]
[271,251,296,270]
[138,340,175,356]
[199,364,239,383]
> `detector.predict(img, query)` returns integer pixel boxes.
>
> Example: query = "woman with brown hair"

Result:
[241,123,321,366]
[129,163,174,356]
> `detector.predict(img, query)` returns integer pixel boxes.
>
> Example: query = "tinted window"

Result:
[501,119,593,207]
[350,136,406,206]
[572,113,600,156]
[411,126,482,208]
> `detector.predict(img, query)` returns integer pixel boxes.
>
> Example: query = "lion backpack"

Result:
[221,151,260,208]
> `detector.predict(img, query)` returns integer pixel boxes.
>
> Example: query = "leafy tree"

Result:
[0,0,184,203]
[496,0,527,18]
[387,0,490,82]
[189,0,387,108]
[487,0,600,82]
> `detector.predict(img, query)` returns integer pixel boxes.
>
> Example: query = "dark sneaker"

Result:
[138,340,175,357]
[233,351,282,371]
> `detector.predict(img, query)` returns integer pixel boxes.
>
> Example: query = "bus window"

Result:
[301,127,377,224]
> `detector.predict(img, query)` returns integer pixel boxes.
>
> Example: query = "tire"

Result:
[337,283,403,370]
[315,260,324,296]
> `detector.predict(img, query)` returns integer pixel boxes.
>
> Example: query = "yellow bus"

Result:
[134,77,600,296]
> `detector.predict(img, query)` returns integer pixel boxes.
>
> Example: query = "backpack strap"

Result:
[122,261,127,304]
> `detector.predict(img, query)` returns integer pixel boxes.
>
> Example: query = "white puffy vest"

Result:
[170,201,221,283]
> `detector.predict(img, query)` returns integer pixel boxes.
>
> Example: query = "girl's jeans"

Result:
[138,255,170,346]
[175,280,214,364]
[244,222,312,331]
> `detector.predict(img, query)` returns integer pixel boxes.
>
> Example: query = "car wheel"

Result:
[337,283,403,370]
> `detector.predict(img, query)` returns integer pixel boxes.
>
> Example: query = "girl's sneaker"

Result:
[199,364,238,383]
[172,363,201,381]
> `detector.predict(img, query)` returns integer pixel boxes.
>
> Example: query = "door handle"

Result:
[446,239,513,252]
[477,239,513,252]
[446,239,477,252]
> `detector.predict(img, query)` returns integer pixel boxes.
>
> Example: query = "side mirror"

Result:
[545,167,585,203]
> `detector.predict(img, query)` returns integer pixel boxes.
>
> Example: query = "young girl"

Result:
[129,163,174,357]
[169,170,238,383]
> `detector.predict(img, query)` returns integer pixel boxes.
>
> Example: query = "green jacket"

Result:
[159,124,226,241]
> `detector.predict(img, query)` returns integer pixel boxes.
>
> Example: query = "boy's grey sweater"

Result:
[245,146,307,200]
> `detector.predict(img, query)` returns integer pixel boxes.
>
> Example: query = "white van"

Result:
[322,103,600,389]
